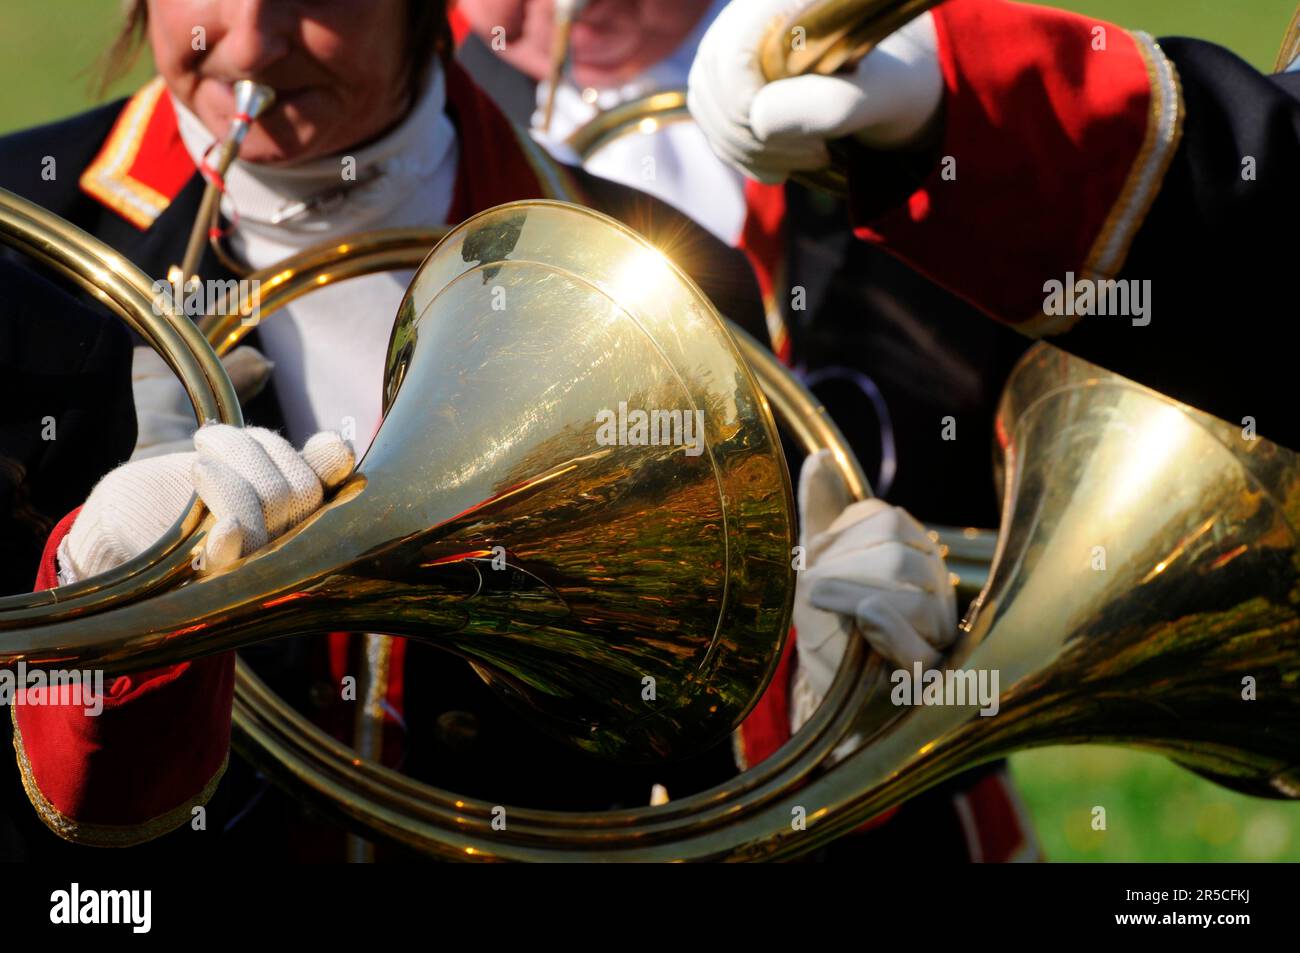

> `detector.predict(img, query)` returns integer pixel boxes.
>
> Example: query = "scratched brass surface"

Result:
[1,200,797,762]
[734,343,1300,858]
[233,342,1300,860]
[7,178,1296,860]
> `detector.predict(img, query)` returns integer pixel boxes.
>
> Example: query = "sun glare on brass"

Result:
[1,0,1298,858]
[4,175,1299,860]
[0,197,797,764]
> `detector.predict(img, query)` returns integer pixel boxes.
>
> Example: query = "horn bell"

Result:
[783,344,1300,859]
[5,201,796,764]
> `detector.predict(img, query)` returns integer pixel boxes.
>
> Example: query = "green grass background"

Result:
[2,1,1298,861]
[2,0,1296,134]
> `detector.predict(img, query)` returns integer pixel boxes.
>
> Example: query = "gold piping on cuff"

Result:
[763,289,790,361]
[760,254,792,359]
[731,726,750,772]
[11,704,228,848]
[1083,33,1185,280]
[1021,31,1184,338]
[1274,3,1300,73]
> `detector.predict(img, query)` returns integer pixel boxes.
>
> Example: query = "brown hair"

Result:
[97,0,451,101]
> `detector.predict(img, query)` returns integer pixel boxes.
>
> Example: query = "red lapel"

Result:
[79,78,196,230]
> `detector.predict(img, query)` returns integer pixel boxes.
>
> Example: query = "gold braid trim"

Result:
[1020,31,1184,338]
[11,704,228,848]
[346,633,394,863]
[78,77,173,230]
[1275,3,1300,73]
[731,727,750,772]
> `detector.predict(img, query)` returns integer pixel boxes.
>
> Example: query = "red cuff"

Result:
[13,509,234,845]
[852,0,1182,331]
[32,506,80,590]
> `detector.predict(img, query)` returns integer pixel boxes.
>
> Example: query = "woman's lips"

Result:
[207,78,314,114]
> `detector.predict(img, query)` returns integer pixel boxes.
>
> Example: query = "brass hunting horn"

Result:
[2,0,1296,861]
[0,193,804,762]
[202,0,1300,855]
[8,172,1299,857]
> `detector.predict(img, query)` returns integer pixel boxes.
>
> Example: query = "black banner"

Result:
[2,862,1287,940]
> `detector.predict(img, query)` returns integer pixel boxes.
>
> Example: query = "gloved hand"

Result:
[58,424,355,584]
[793,449,957,706]
[688,0,943,183]
[131,345,274,459]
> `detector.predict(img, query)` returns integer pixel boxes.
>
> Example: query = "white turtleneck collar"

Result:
[174,63,459,263]
[165,65,460,453]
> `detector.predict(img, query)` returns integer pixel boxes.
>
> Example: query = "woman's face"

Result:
[460,0,712,88]
[147,0,411,164]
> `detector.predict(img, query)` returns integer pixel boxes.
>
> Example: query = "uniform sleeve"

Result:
[12,509,235,847]
[849,0,1300,447]
[0,254,138,595]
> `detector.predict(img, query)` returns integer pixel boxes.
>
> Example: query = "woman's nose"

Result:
[218,0,292,75]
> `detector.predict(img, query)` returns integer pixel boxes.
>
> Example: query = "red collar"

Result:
[80,63,580,231]
[79,78,194,229]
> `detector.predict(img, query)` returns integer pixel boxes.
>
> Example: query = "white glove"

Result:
[131,345,274,459]
[793,449,957,707]
[688,0,943,183]
[58,424,355,584]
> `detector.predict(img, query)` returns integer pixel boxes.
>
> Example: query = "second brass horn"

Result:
[4,177,1299,861]
[236,340,1300,860]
